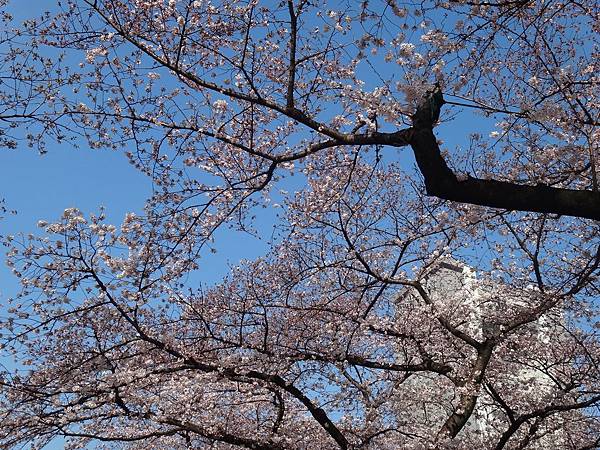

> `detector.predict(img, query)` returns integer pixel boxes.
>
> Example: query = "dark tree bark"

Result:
[407,88,600,221]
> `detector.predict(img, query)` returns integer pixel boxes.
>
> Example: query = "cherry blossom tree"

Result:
[0,0,599,448]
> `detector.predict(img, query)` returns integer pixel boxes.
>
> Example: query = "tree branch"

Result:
[437,341,495,439]
[409,88,600,221]
[286,0,298,109]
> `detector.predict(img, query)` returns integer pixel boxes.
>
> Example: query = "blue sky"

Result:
[0,144,148,294]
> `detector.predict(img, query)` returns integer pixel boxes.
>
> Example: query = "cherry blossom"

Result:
[0,0,598,449]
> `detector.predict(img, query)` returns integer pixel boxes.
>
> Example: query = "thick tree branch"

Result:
[437,341,495,439]
[286,0,298,109]
[409,88,600,221]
